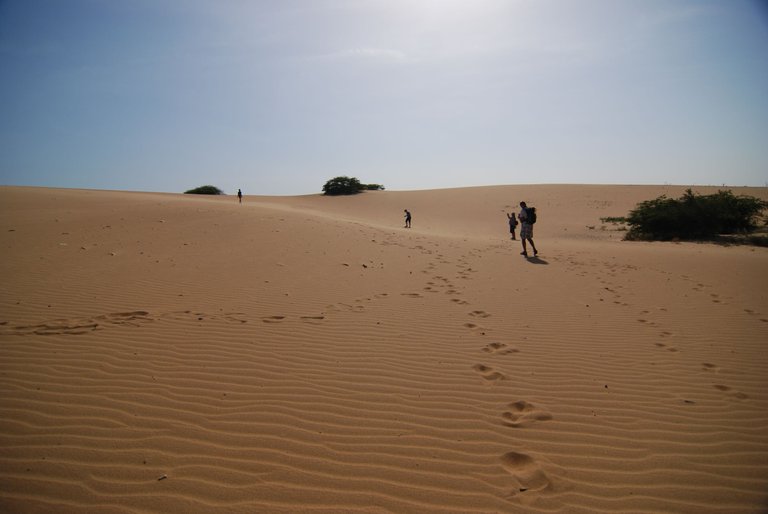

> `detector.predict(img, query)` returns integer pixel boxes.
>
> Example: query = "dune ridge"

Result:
[1,185,767,513]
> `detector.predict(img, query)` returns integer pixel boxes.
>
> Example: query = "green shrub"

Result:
[321,177,386,195]
[322,176,362,195]
[184,185,224,195]
[625,189,768,241]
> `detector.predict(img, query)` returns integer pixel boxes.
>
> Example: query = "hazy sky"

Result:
[1,0,767,195]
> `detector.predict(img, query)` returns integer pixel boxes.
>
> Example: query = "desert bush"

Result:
[320,176,355,195]
[322,176,362,195]
[322,176,385,195]
[625,189,767,241]
[184,185,224,195]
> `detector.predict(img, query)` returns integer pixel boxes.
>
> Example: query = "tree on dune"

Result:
[184,185,224,195]
[322,176,384,195]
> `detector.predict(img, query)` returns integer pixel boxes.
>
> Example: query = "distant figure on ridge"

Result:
[404,209,412,228]
[237,189,242,204]
[518,201,538,258]
[506,212,518,240]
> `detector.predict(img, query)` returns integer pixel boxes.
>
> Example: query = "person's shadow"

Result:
[525,256,549,265]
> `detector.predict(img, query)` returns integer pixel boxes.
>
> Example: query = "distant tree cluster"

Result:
[625,189,767,242]
[184,185,224,195]
[322,176,384,195]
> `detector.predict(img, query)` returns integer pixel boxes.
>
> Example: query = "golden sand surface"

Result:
[1,184,767,513]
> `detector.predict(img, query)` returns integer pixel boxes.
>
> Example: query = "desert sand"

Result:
[1,184,767,513]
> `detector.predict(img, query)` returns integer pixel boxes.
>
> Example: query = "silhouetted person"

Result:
[506,212,518,240]
[237,189,242,203]
[404,209,412,228]
[518,201,538,257]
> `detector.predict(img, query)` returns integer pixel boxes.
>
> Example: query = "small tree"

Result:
[322,176,363,195]
[626,189,767,241]
[185,185,224,195]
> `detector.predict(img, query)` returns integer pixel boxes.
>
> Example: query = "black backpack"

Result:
[527,207,537,224]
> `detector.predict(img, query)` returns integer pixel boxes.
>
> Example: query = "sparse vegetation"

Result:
[322,176,384,195]
[184,185,224,195]
[624,189,768,243]
[598,216,628,232]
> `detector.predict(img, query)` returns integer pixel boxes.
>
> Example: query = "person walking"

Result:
[404,209,412,228]
[518,201,538,257]
[237,189,243,204]
[506,212,518,240]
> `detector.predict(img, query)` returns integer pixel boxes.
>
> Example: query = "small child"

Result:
[507,212,518,240]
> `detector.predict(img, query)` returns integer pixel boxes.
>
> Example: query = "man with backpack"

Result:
[518,201,538,258]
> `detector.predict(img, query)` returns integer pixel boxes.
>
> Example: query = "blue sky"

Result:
[1,0,767,195]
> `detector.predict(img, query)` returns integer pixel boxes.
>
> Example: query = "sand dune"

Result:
[1,184,767,513]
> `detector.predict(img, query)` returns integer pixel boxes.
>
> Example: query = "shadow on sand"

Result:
[525,256,548,265]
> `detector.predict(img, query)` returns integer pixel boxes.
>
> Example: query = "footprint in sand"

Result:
[100,311,151,325]
[713,384,749,399]
[14,320,101,336]
[300,316,325,323]
[500,452,551,496]
[261,316,286,323]
[401,293,423,298]
[223,313,248,324]
[161,310,196,321]
[701,362,719,372]
[169,311,248,323]
[8,311,154,336]
[472,364,507,381]
[469,310,491,318]
[502,401,553,428]
[655,342,679,352]
[482,342,520,355]
[333,303,366,313]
